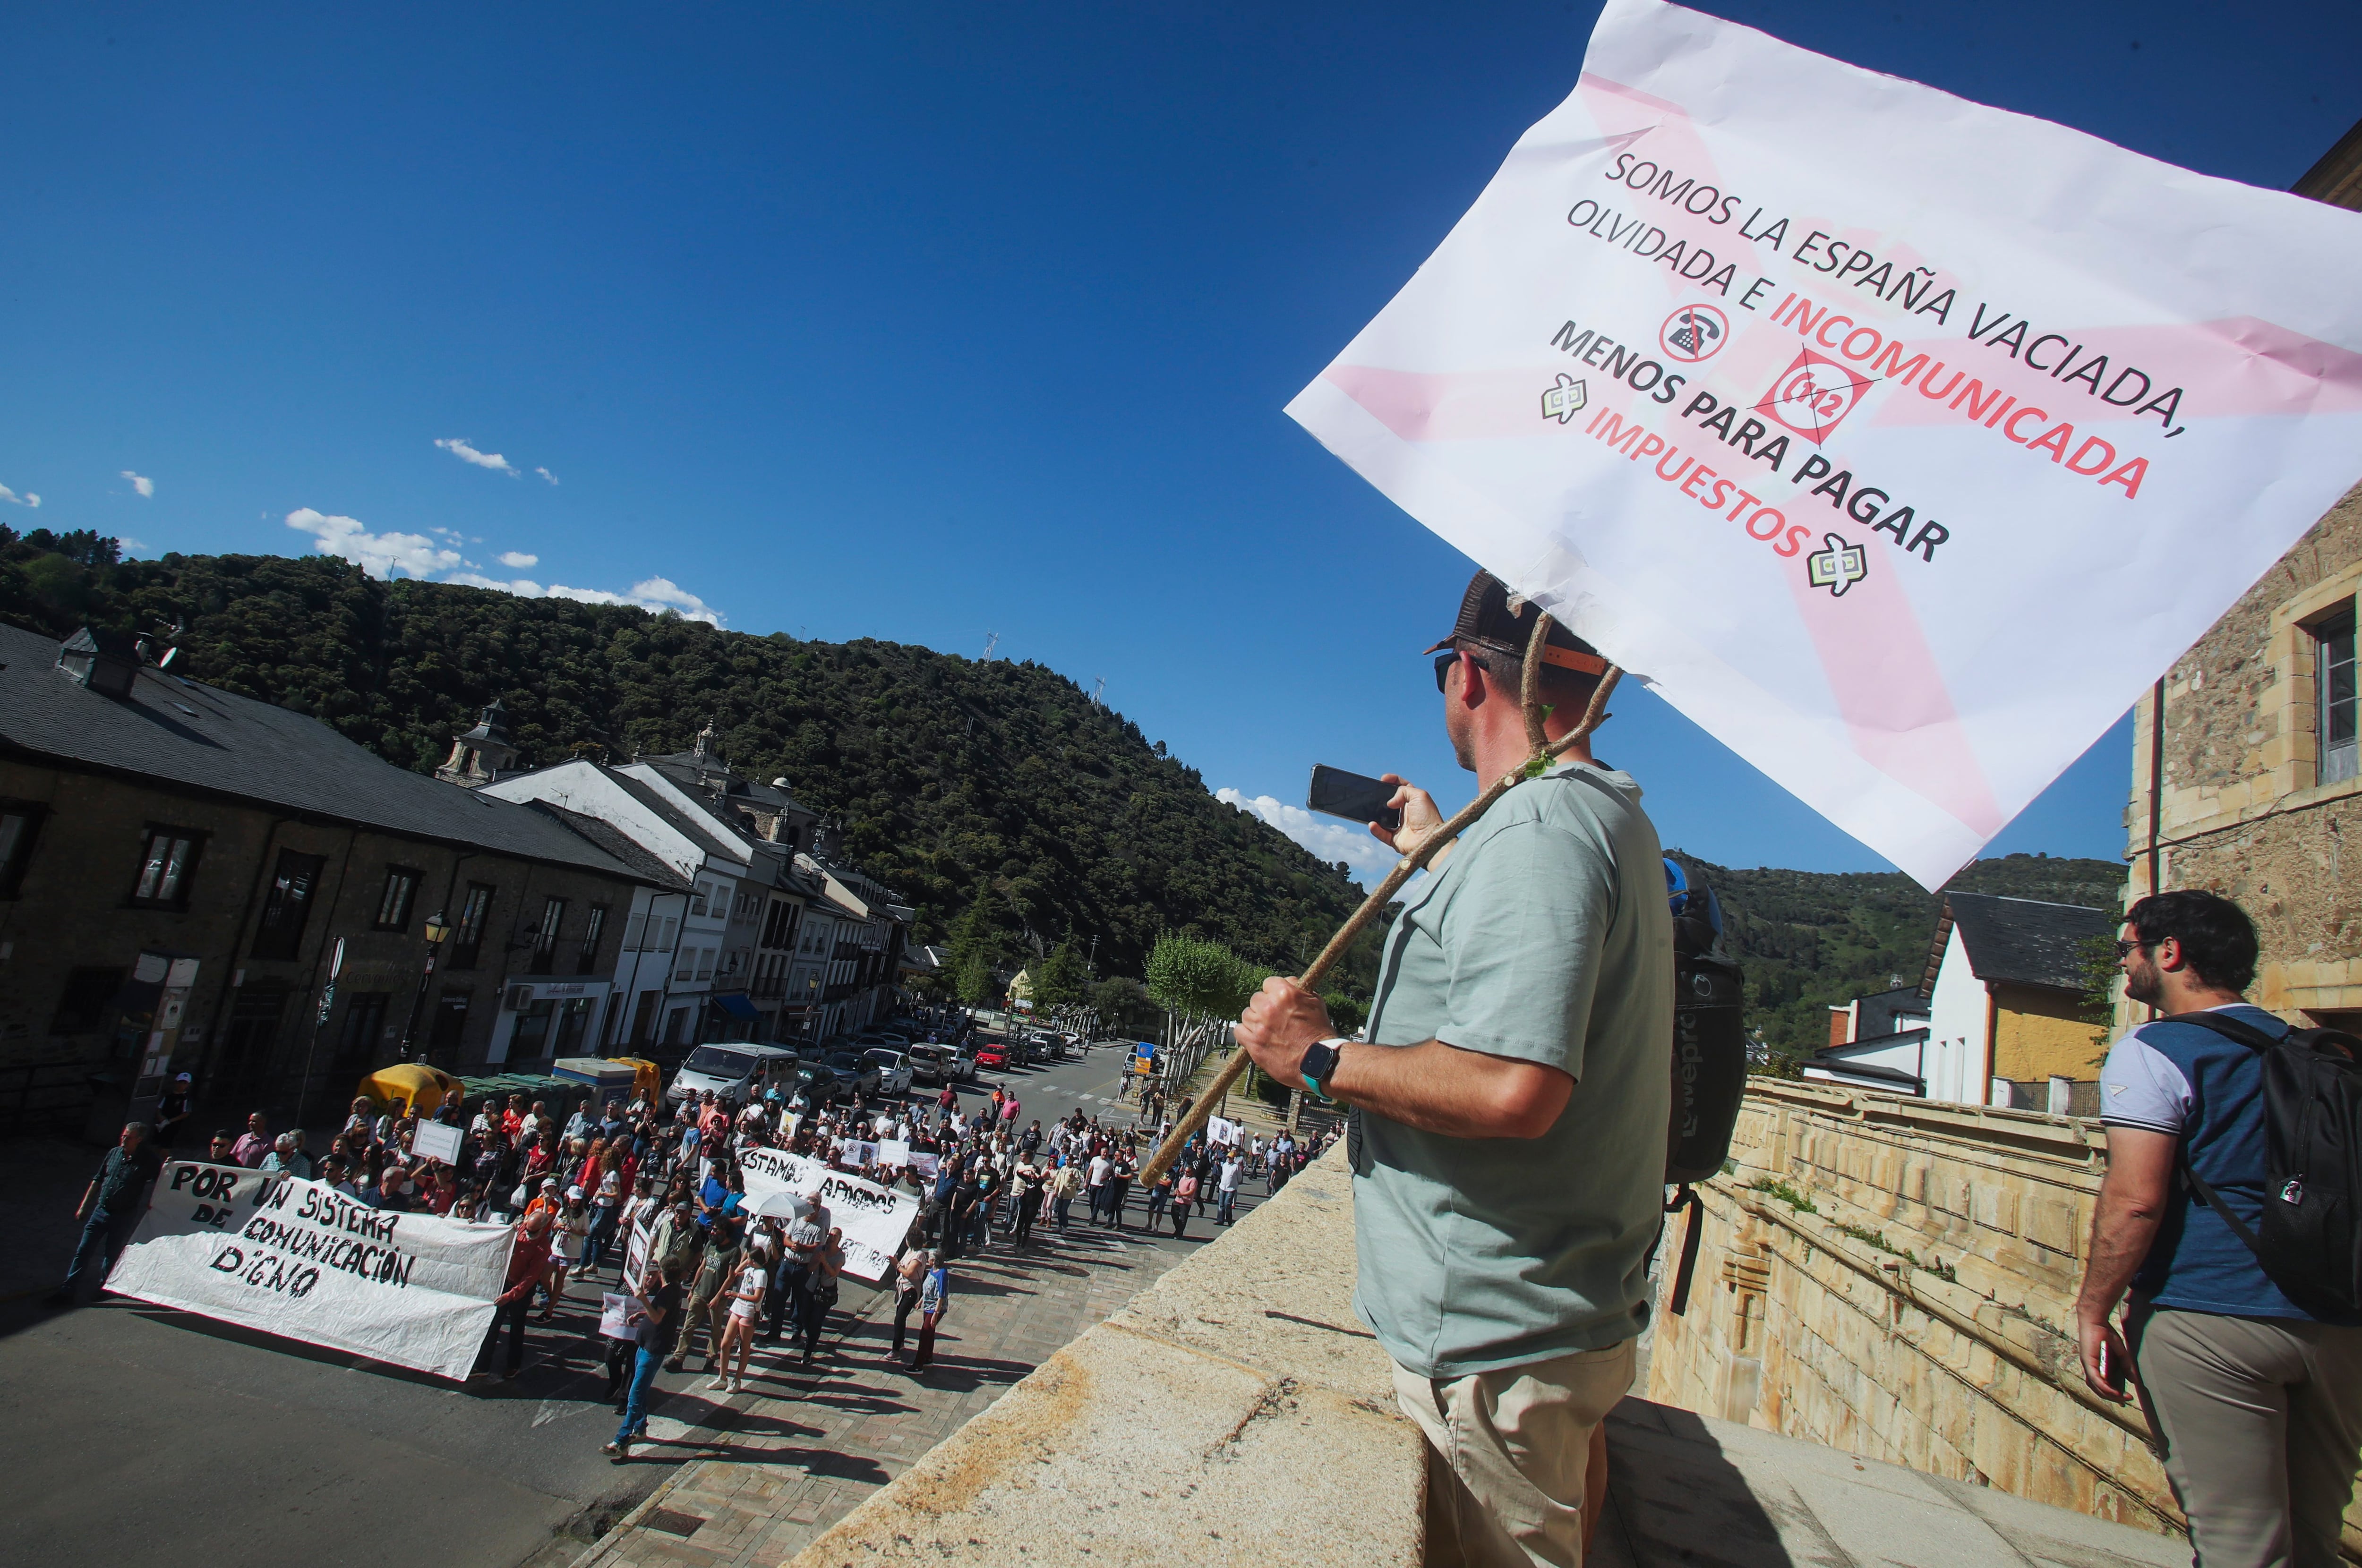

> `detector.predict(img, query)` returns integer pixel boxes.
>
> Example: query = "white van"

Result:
[665,1042,802,1106]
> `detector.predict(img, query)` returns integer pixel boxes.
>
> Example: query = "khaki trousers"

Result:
[1393,1338,1635,1568]
[2127,1301,2362,1568]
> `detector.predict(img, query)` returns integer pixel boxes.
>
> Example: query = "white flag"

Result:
[1287,0,2362,887]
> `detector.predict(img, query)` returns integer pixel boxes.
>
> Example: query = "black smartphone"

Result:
[1308,765,1402,832]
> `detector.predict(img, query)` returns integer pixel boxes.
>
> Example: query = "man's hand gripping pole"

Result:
[1136,615,1620,1186]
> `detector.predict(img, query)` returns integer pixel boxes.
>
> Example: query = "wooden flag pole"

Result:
[1135,616,1620,1187]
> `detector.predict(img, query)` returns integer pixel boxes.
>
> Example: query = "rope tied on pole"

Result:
[1136,610,1621,1186]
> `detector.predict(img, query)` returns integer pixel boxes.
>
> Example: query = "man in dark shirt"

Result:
[51,1121,163,1307]
[608,1263,679,1457]
[2077,891,2362,1568]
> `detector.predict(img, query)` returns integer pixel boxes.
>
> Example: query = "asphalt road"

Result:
[0,1040,1258,1568]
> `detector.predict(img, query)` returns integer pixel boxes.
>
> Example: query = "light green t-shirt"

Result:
[1351,761,1674,1379]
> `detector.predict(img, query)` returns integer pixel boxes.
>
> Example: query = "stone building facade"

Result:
[0,621,662,1122]
[2120,478,2361,1029]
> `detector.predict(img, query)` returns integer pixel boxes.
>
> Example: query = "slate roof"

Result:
[1853,985,1929,1037]
[523,801,693,892]
[0,621,661,884]
[1937,892,2113,992]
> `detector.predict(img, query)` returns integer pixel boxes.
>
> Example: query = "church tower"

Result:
[436,699,518,788]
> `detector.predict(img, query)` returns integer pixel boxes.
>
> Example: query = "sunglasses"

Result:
[1433,650,1463,693]
[2112,938,2156,958]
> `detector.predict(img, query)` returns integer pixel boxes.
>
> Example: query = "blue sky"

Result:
[4,2,2353,885]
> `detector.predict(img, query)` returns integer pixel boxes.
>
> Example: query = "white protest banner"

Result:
[1285,0,2362,888]
[621,1211,655,1295]
[107,1160,514,1381]
[1206,1117,1241,1147]
[877,1139,913,1169]
[738,1145,919,1283]
[841,1140,880,1169]
[598,1291,645,1340]
[909,1151,941,1179]
[411,1120,462,1165]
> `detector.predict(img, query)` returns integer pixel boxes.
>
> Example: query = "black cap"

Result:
[1423,571,1607,677]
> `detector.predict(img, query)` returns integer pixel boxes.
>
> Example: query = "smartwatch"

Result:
[1300,1038,1350,1100]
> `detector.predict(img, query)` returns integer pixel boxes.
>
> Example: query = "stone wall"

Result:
[2121,483,2362,1027]
[1647,1078,2362,1559]
[787,1146,1427,1567]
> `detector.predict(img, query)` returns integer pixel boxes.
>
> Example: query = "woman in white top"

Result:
[714,1248,766,1394]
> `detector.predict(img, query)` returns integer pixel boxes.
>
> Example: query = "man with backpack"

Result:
[1235,571,1672,1568]
[2075,889,2362,1568]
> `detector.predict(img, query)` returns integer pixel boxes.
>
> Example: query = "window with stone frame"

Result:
[374,866,420,932]
[449,883,496,969]
[2319,605,2357,786]
[0,801,46,898]
[249,848,325,958]
[531,895,567,972]
[577,905,608,975]
[128,825,206,910]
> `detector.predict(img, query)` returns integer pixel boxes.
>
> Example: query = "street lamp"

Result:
[395,912,453,1062]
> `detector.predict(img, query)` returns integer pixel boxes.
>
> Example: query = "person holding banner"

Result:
[1233,571,1673,1568]
[49,1120,161,1308]
[491,1210,556,1380]
[606,1262,677,1459]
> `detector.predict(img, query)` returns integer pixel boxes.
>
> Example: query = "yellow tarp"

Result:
[607,1057,663,1103]
[357,1062,465,1115]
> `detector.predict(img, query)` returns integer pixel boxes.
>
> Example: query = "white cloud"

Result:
[434,437,518,476]
[286,507,463,578]
[285,506,723,624]
[121,470,155,498]
[532,577,725,626]
[1218,788,1401,886]
[534,466,559,485]
[0,483,40,508]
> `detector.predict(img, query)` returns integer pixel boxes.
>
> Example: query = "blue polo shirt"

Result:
[2099,1005,2360,1324]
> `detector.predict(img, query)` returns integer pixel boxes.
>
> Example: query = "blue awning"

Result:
[711,993,761,1021]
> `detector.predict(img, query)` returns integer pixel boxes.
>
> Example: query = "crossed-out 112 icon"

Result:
[1754,347,1874,445]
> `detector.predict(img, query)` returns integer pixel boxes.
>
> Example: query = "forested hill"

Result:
[0,531,1370,983]
[1672,848,2126,1058]
[3,528,2123,1030]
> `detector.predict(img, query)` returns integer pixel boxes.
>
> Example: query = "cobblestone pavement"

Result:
[572,1216,1195,1567]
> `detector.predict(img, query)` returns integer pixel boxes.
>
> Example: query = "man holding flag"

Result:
[1236,571,1672,1568]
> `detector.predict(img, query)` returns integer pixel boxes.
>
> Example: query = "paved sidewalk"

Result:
[573,1220,1190,1567]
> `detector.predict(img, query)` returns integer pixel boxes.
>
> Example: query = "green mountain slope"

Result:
[0,529,1377,988]
[1670,849,2126,1057]
[3,528,2124,1036]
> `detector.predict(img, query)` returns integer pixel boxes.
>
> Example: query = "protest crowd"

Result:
[54,1011,1336,1465]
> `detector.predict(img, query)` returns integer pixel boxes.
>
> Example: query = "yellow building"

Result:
[1812,893,2110,1111]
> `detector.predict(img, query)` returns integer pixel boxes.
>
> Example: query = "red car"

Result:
[974,1041,1008,1069]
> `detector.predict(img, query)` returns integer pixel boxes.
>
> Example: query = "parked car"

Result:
[826,1050,883,1098]
[907,1044,950,1085]
[974,1040,1008,1071]
[787,1062,848,1105]
[667,1043,802,1107]
[862,1048,915,1096]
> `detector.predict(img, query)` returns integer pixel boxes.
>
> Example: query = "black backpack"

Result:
[1661,860,1750,1316]
[2166,1010,2362,1317]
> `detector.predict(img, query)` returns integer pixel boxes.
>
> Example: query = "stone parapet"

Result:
[1648,1078,2362,1561]
[787,1146,1425,1567]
